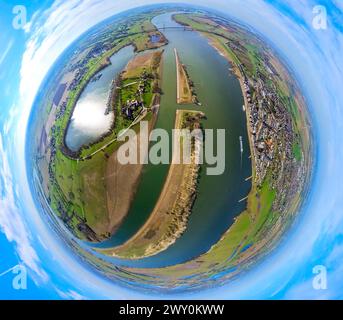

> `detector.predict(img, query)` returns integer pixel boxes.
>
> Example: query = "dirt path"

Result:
[174,48,194,104]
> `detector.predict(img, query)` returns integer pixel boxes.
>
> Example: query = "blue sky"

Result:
[0,0,343,299]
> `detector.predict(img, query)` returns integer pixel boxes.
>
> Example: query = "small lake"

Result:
[65,46,134,152]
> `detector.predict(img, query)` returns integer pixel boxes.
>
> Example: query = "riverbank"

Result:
[61,55,114,159]
[105,109,159,235]
[99,110,204,259]
[174,48,196,104]
[205,35,256,179]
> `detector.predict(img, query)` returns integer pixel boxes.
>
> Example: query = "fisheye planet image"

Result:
[28,5,313,290]
[1,0,343,300]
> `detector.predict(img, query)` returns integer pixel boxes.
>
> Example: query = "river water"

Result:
[91,13,252,267]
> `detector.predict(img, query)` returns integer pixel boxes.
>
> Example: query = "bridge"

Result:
[116,25,228,42]
[127,25,194,36]
[104,25,195,44]
[158,25,194,31]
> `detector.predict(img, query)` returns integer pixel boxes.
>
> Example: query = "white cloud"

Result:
[3,105,19,136]
[0,39,14,66]
[23,10,41,34]
[0,134,48,283]
[55,288,87,300]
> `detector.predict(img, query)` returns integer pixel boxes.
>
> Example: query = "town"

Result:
[234,53,298,190]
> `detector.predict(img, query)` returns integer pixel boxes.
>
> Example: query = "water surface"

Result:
[65,46,134,151]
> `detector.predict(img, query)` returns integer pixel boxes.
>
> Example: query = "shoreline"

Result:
[99,110,203,259]
[104,52,164,236]
[207,36,256,179]
[78,51,164,161]
[61,45,132,160]
[105,109,159,235]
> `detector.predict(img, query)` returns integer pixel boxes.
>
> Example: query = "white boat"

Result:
[239,136,243,168]
[239,136,244,153]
